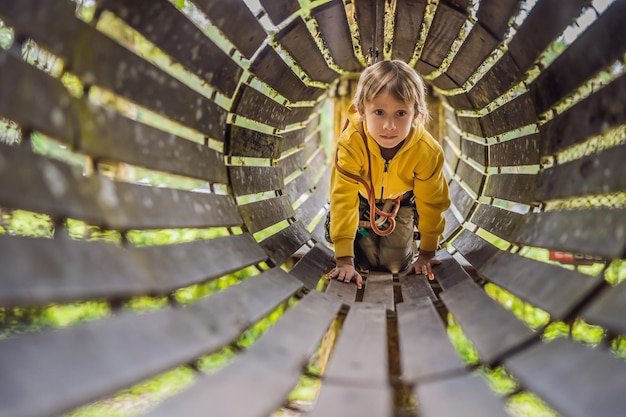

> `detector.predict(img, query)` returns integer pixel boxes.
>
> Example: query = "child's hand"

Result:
[325,256,363,289]
[406,252,441,281]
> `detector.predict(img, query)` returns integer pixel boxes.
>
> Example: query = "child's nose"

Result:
[384,118,395,129]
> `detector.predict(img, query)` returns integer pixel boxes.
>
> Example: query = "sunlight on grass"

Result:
[507,392,560,417]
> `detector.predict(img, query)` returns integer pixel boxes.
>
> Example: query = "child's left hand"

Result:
[406,253,441,281]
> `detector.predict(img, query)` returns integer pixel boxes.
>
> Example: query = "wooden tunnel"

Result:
[0,1,625,417]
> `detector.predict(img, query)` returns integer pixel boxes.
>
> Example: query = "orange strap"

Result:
[334,122,401,237]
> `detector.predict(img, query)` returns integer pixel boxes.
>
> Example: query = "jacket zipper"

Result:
[381,160,390,198]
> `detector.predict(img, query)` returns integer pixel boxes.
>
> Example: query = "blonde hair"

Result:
[353,60,429,125]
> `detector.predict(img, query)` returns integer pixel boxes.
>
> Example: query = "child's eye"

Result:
[374,109,384,116]
[397,110,407,117]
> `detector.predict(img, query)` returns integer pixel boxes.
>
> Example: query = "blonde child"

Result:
[325,60,450,289]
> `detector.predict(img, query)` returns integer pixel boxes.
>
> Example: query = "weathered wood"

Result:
[398,272,436,302]
[238,196,295,234]
[289,243,334,290]
[480,250,604,320]
[391,0,427,62]
[0,233,265,307]
[467,52,523,109]
[322,302,388,383]
[530,0,626,115]
[284,172,315,203]
[484,173,537,205]
[417,373,509,417]
[448,179,475,220]
[308,386,392,417]
[441,279,537,364]
[470,204,524,242]
[228,125,283,159]
[443,23,499,86]
[514,209,626,259]
[420,3,467,68]
[489,134,541,167]
[0,1,227,140]
[455,159,484,196]
[0,144,242,230]
[96,0,243,97]
[362,272,394,311]
[296,186,329,228]
[279,148,307,178]
[433,249,473,291]
[397,298,465,382]
[479,93,537,137]
[231,85,292,129]
[276,18,340,84]
[312,0,363,72]
[504,338,626,417]
[260,220,311,266]
[582,280,626,335]
[229,166,284,196]
[354,0,385,64]
[260,0,300,25]
[193,0,267,59]
[460,138,486,167]
[145,291,342,417]
[476,0,523,40]
[452,230,500,271]
[250,46,325,103]
[540,73,626,155]
[0,268,302,417]
[325,279,358,306]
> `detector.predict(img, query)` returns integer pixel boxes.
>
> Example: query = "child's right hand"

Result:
[325,256,363,289]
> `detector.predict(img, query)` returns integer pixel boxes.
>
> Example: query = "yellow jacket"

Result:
[330,105,450,257]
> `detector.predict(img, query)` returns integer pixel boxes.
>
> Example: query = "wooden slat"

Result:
[504,338,626,417]
[507,0,586,73]
[289,243,333,290]
[260,220,311,266]
[433,249,473,291]
[514,209,626,259]
[229,166,284,196]
[540,73,626,155]
[456,113,483,136]
[0,50,76,145]
[471,204,524,242]
[397,298,465,382]
[467,52,523,109]
[238,196,295,234]
[530,0,626,115]
[479,93,537,137]
[228,125,283,159]
[480,250,604,320]
[323,302,388,383]
[96,0,243,97]
[488,134,541,167]
[279,148,307,178]
[307,148,328,177]
[0,144,242,230]
[325,279,358,305]
[260,0,300,25]
[420,3,467,68]
[304,131,322,160]
[484,174,537,205]
[391,0,427,62]
[460,138,486,167]
[146,291,342,417]
[0,233,266,307]
[312,0,363,72]
[0,51,228,183]
[355,0,385,65]
[535,144,626,201]
[193,0,266,59]
[417,373,509,417]
[308,386,392,417]
[455,159,484,196]
[276,18,339,85]
[362,272,394,311]
[286,103,318,126]
[476,0,523,40]
[0,267,302,417]
[0,1,227,140]
[309,302,391,416]
[443,23,499,86]
[296,186,328,228]
[582,280,626,335]
[448,179,475,220]
[249,46,325,103]
[398,272,436,302]
[441,279,537,364]
[231,85,292,129]
[452,230,500,271]
[284,172,315,203]
[442,208,462,242]
[282,128,307,152]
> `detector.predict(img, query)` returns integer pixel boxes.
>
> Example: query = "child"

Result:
[325,60,450,289]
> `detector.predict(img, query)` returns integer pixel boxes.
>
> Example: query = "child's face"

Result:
[359,91,417,149]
